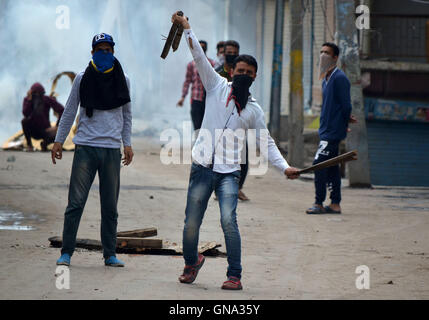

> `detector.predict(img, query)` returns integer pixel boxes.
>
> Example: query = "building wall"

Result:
[311,0,334,112]
[260,0,276,115]
[302,1,312,112]
[280,0,291,116]
[256,0,337,119]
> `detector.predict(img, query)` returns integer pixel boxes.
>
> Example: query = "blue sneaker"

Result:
[56,253,71,266]
[104,256,125,267]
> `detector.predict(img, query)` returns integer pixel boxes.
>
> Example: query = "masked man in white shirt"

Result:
[172,12,300,290]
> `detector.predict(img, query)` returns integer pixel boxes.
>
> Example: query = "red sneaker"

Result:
[221,276,243,290]
[178,253,205,284]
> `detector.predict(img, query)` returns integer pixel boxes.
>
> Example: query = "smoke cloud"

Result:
[0,0,260,144]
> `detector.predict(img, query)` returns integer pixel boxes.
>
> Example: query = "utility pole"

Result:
[269,0,284,141]
[335,0,371,187]
[287,0,304,166]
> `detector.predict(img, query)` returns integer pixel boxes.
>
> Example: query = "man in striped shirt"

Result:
[177,40,215,131]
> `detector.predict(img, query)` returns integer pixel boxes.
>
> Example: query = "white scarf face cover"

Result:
[319,53,337,80]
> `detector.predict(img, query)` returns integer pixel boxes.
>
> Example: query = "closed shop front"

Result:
[365,98,429,187]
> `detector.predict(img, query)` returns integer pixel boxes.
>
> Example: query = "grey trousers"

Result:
[61,145,121,258]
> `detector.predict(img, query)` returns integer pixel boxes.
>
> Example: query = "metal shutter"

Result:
[367,121,429,187]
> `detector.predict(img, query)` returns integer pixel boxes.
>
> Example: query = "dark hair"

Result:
[233,54,258,73]
[216,41,225,51]
[199,40,207,53]
[322,42,340,57]
[224,40,240,51]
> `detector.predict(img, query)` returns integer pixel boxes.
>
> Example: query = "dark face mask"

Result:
[231,74,254,114]
[225,54,238,65]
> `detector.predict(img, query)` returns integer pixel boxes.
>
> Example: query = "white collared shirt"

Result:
[184,29,289,174]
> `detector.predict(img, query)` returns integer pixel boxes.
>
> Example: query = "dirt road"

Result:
[0,138,428,299]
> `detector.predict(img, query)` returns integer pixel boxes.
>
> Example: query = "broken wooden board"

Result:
[123,241,225,257]
[171,25,184,52]
[48,236,162,250]
[117,228,157,238]
[117,237,162,249]
[2,122,77,151]
[48,237,224,257]
[165,241,222,255]
[161,11,185,59]
[298,150,358,175]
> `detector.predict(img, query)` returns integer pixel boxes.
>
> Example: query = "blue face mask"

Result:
[92,50,114,73]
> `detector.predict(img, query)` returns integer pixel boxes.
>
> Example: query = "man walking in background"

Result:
[177,40,215,132]
[306,42,356,215]
[52,33,133,267]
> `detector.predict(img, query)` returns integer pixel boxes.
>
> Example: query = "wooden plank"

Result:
[160,23,178,59]
[48,237,223,256]
[298,150,358,174]
[117,237,162,249]
[48,236,162,250]
[117,228,157,238]
[171,25,184,52]
[160,11,184,59]
[49,236,102,251]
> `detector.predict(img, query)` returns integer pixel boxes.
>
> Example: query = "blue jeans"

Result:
[313,140,341,205]
[61,145,121,258]
[183,163,242,279]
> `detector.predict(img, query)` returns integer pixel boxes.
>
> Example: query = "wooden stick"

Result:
[117,228,157,238]
[160,11,184,59]
[48,237,223,256]
[117,237,162,249]
[298,150,358,174]
[48,236,162,250]
[172,25,184,52]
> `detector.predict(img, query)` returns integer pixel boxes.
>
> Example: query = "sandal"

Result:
[238,190,250,201]
[306,205,326,214]
[179,253,205,284]
[221,276,243,290]
[324,206,341,214]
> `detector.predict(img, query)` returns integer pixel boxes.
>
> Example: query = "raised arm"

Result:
[172,12,223,93]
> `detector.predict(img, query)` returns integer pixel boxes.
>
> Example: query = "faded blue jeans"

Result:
[61,145,121,258]
[183,163,242,279]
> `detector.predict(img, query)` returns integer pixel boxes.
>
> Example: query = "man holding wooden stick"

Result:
[171,12,300,290]
[306,43,356,215]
